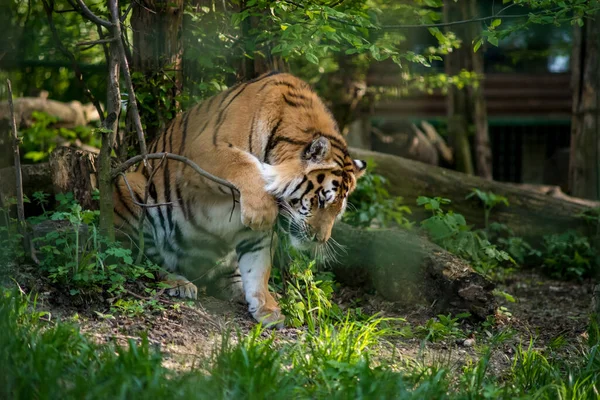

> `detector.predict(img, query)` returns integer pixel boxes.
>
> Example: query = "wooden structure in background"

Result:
[366,67,572,186]
[367,70,572,119]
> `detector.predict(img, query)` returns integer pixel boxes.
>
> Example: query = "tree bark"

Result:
[350,148,595,243]
[444,0,474,175]
[48,146,99,210]
[569,12,600,200]
[331,223,496,319]
[130,0,184,140]
[468,1,492,180]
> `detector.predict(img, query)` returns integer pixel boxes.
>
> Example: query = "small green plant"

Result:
[466,189,509,229]
[278,255,338,329]
[344,163,412,229]
[415,313,469,342]
[488,222,541,266]
[540,231,599,280]
[417,196,513,276]
[32,194,158,296]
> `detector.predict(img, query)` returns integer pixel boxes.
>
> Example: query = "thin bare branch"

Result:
[134,153,168,264]
[6,79,38,265]
[112,153,239,193]
[117,172,174,208]
[108,0,148,157]
[75,0,112,28]
[41,0,105,122]
[76,38,116,47]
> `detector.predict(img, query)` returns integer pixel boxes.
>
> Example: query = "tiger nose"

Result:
[313,232,329,243]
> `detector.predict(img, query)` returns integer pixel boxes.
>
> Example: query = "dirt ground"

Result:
[4,264,595,374]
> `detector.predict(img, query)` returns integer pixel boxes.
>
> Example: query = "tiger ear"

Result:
[353,159,367,178]
[302,137,330,163]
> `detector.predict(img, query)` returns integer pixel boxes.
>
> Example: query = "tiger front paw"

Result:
[240,191,278,231]
[164,275,198,300]
[251,303,284,329]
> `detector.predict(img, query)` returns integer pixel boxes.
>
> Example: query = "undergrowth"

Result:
[1,288,599,399]
[343,163,412,229]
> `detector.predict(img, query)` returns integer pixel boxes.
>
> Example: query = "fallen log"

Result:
[0,163,54,200]
[0,147,99,210]
[349,148,597,243]
[331,223,496,319]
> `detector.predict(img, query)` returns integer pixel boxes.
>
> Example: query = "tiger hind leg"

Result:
[204,251,245,304]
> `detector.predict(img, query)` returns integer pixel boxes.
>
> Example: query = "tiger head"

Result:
[264,136,366,250]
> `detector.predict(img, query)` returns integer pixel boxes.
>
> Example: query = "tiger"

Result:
[113,71,366,327]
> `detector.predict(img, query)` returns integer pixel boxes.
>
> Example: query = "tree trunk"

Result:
[468,1,492,180]
[570,12,600,200]
[331,223,496,319]
[130,0,184,141]
[350,148,596,243]
[444,0,474,175]
[48,146,99,210]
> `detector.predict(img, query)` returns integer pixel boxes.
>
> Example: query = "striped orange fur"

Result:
[113,72,366,326]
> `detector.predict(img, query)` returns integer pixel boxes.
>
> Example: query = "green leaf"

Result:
[305,52,319,64]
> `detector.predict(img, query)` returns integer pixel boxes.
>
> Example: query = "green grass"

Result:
[1,289,599,400]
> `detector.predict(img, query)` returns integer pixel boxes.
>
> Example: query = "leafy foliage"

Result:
[343,166,412,229]
[417,196,513,276]
[540,231,599,280]
[278,256,338,329]
[415,313,470,342]
[488,222,541,266]
[1,289,599,399]
[19,111,99,163]
[31,193,158,296]
[466,189,509,229]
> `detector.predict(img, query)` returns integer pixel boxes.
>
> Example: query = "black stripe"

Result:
[331,170,343,176]
[205,95,216,112]
[114,208,136,230]
[173,223,188,250]
[290,176,307,195]
[265,135,307,164]
[148,181,158,201]
[258,79,296,94]
[131,190,157,228]
[299,180,314,201]
[282,94,302,107]
[176,179,188,221]
[334,154,345,167]
[163,126,173,232]
[249,112,257,154]
[235,236,266,258]
[180,111,191,154]
[286,92,310,101]
[318,132,346,149]
[115,181,138,218]
[263,119,282,163]
[212,84,249,145]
